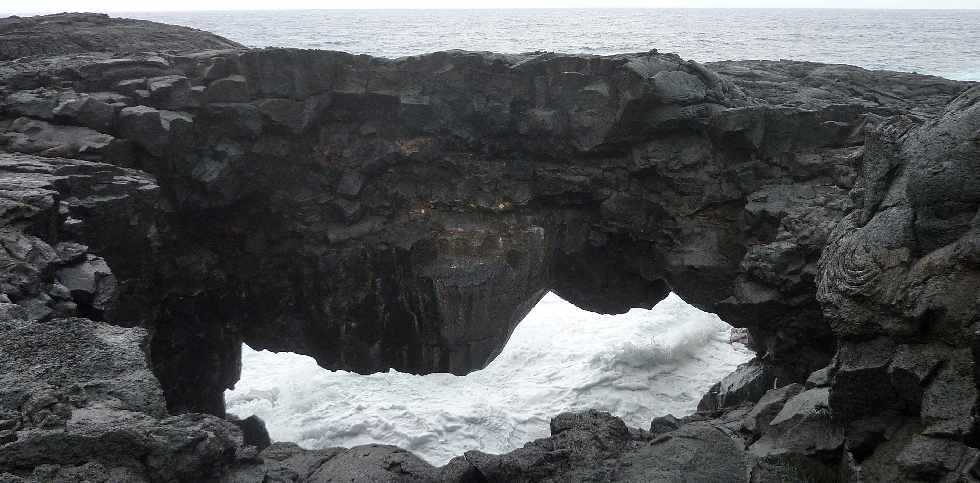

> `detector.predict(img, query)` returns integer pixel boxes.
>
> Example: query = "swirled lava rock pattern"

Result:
[0,12,978,483]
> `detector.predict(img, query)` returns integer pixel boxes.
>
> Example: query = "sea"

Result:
[124,9,980,80]
[226,293,752,465]
[104,8,980,465]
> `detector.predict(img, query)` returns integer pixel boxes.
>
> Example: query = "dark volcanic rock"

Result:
[649,414,682,435]
[0,313,166,420]
[618,423,750,483]
[9,44,955,412]
[308,445,436,482]
[741,383,803,435]
[0,311,245,481]
[229,415,272,452]
[698,359,776,412]
[463,410,635,482]
[706,59,968,117]
[748,387,843,460]
[0,152,160,320]
[0,151,252,481]
[220,442,346,482]
[117,105,193,157]
[829,337,899,420]
[0,13,243,60]
[0,117,122,160]
[2,12,980,483]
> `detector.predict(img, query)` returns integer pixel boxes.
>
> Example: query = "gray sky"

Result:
[5,0,978,14]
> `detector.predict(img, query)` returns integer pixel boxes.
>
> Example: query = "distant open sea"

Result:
[120,9,980,81]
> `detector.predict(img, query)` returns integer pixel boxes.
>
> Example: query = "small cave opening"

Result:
[224,291,753,465]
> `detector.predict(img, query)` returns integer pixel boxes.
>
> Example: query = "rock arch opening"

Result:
[225,290,752,465]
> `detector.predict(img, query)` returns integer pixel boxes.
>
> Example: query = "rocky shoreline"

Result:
[1,12,978,482]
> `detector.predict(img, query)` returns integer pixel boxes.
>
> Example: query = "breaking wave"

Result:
[225,292,753,465]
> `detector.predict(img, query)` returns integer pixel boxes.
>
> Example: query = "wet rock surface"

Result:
[1,12,980,483]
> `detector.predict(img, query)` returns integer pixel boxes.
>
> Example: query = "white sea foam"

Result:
[225,292,753,465]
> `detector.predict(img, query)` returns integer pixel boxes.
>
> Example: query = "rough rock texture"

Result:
[0,13,243,61]
[2,12,980,483]
[0,153,250,482]
[453,409,751,483]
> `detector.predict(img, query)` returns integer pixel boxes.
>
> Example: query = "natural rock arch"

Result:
[3,14,980,480]
[11,46,950,415]
[107,49,854,413]
[3,45,970,414]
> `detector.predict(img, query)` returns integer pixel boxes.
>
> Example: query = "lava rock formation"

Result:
[0,12,978,483]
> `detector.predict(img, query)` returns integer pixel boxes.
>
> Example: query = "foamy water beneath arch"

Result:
[225,292,754,465]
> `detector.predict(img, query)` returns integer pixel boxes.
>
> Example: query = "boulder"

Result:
[649,414,681,435]
[650,70,707,104]
[0,117,121,160]
[828,338,898,421]
[52,95,116,132]
[804,366,833,389]
[843,411,905,460]
[463,441,562,482]
[207,75,252,103]
[741,383,804,436]
[257,443,345,480]
[54,255,116,317]
[896,435,980,482]
[77,57,175,89]
[748,388,844,460]
[618,423,749,483]
[202,57,237,83]
[0,410,244,481]
[887,343,946,413]
[0,316,166,420]
[117,105,193,157]
[2,90,58,119]
[698,359,776,412]
[201,102,262,138]
[437,456,483,483]
[749,454,839,483]
[229,414,272,452]
[254,94,328,134]
[549,410,631,458]
[147,75,195,110]
[115,78,147,96]
[0,230,59,302]
[462,410,633,481]
[307,445,436,482]
[919,349,977,438]
[53,242,88,264]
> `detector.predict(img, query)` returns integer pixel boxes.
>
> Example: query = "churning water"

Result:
[226,293,752,465]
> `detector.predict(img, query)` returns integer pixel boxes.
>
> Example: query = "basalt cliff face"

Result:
[1,13,978,483]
